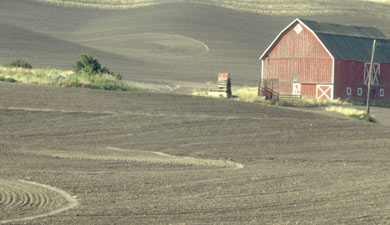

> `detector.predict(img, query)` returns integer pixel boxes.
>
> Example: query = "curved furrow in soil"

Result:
[0,179,78,224]
[26,147,244,169]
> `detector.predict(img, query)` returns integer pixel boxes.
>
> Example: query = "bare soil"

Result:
[1,82,390,224]
[1,1,390,224]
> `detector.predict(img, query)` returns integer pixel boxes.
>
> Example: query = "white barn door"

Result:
[316,85,333,100]
[293,83,301,96]
[364,63,380,86]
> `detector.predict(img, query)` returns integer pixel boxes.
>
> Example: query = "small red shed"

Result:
[259,18,390,100]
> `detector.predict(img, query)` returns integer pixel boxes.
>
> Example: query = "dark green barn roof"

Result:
[316,33,390,62]
[300,19,386,39]
[301,19,390,63]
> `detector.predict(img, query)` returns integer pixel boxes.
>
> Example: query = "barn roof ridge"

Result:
[298,18,387,39]
[314,31,390,42]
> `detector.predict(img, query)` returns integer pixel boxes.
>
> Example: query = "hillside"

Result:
[37,0,390,17]
[1,0,390,88]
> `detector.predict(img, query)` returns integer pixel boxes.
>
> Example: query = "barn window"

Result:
[294,24,303,34]
[347,87,351,96]
[357,88,363,96]
[380,88,385,97]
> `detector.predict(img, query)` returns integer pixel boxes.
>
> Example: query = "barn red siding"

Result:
[267,22,331,59]
[262,21,333,96]
[301,84,317,98]
[334,60,364,99]
[380,63,390,99]
[334,60,390,99]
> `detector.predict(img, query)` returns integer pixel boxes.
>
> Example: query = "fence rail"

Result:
[258,84,301,101]
[278,94,302,100]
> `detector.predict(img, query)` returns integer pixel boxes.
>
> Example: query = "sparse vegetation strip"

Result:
[193,87,377,122]
[0,56,138,91]
[194,87,350,107]
[325,106,376,122]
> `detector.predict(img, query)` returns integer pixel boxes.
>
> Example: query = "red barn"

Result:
[259,18,390,100]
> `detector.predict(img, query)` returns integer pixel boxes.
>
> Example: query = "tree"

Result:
[74,54,102,74]
[74,54,122,80]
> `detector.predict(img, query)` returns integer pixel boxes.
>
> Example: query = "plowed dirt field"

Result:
[2,82,390,224]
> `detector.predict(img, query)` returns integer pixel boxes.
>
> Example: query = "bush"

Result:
[0,76,17,83]
[74,54,102,74]
[7,59,32,69]
[5,77,17,82]
[74,54,121,80]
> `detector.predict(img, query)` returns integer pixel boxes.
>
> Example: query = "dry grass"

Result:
[231,87,351,107]
[192,89,220,98]
[275,97,349,107]
[0,66,72,85]
[233,87,263,103]
[192,87,261,100]
[231,87,375,122]
[0,66,138,91]
[193,87,351,108]
[325,106,375,122]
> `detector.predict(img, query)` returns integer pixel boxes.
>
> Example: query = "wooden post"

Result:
[366,39,376,114]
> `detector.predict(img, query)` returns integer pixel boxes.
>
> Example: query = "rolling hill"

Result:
[1,0,390,87]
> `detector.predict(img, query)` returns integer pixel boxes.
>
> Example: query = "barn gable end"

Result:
[260,19,334,61]
[260,18,390,101]
[260,19,334,97]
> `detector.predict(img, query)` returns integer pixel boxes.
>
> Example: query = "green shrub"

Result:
[7,59,32,69]
[0,76,17,83]
[5,77,17,82]
[111,72,122,80]
[74,54,122,80]
[74,54,102,74]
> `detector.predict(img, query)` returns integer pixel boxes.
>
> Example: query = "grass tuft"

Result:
[273,97,349,107]
[233,87,264,103]
[192,88,226,98]
[192,89,210,97]
[325,106,376,122]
